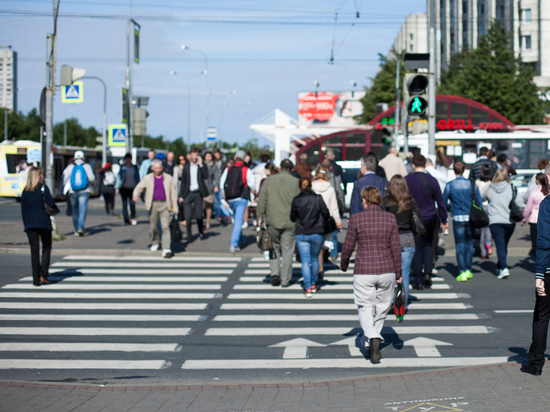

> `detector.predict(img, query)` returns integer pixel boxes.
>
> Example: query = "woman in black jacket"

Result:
[291,177,330,298]
[381,175,420,307]
[21,166,56,286]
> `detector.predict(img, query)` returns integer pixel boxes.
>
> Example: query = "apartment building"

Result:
[0,46,17,111]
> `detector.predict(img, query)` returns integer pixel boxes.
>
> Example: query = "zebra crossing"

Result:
[0,254,509,376]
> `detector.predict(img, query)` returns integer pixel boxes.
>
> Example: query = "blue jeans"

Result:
[70,192,89,232]
[331,230,339,258]
[296,233,324,290]
[453,220,474,274]
[401,246,415,308]
[228,198,248,248]
[489,223,515,270]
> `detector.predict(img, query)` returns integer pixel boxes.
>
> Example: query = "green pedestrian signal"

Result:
[408,96,427,115]
[405,73,429,117]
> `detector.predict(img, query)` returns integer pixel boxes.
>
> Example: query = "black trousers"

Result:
[412,215,437,285]
[119,188,136,223]
[184,191,204,238]
[530,223,537,255]
[103,190,115,214]
[26,228,52,286]
[528,274,550,370]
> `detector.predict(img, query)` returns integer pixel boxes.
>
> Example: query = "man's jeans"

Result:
[331,230,339,258]
[489,223,515,270]
[453,220,474,274]
[401,246,415,308]
[268,226,296,286]
[296,233,324,290]
[70,192,89,232]
[229,198,248,248]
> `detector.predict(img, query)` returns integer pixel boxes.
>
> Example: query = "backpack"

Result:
[70,164,89,191]
[103,171,116,187]
[224,165,247,200]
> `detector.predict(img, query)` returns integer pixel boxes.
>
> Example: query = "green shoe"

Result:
[466,270,473,279]
[456,272,468,282]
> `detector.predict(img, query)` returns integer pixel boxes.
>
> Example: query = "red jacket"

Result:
[340,205,402,277]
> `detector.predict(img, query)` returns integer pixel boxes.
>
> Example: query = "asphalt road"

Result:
[0,252,537,386]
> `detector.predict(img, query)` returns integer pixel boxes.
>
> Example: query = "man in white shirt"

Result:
[425,158,448,193]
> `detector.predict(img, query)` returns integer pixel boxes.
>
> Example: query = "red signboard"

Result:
[298,92,340,122]
[437,119,505,131]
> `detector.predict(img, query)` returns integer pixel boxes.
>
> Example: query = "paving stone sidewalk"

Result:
[1,362,549,412]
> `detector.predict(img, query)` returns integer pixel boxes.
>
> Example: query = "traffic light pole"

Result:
[402,75,408,154]
[126,19,133,154]
[428,27,436,157]
[394,59,400,142]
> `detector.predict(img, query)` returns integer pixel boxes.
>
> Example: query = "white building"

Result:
[0,46,17,111]
[427,0,550,87]
[389,13,428,58]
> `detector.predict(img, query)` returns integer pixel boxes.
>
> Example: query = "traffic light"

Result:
[404,73,428,117]
[60,65,86,86]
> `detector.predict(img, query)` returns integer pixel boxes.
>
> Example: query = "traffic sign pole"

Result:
[428,27,436,157]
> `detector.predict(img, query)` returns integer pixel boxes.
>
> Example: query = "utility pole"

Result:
[44,0,60,191]
[3,108,7,141]
[428,27,436,157]
[63,119,67,146]
[402,75,408,154]
[125,20,133,154]
[393,59,400,142]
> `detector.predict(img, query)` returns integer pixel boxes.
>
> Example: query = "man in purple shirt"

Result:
[405,155,448,289]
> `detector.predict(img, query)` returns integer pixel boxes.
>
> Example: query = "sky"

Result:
[1,0,426,148]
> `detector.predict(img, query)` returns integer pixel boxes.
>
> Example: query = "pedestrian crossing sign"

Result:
[108,124,127,147]
[61,81,84,103]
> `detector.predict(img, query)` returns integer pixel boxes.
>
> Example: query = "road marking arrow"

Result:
[403,337,453,357]
[329,337,363,357]
[268,338,326,359]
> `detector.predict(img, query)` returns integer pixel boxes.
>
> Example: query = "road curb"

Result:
[0,361,519,391]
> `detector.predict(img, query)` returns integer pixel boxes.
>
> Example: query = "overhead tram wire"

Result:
[332,0,364,62]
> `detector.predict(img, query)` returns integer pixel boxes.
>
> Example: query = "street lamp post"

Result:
[181,45,209,134]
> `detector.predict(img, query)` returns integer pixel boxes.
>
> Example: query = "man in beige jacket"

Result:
[379,147,408,181]
[133,159,178,258]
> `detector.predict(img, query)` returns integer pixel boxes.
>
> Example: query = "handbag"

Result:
[410,206,426,236]
[257,226,275,252]
[324,216,338,234]
[170,215,183,243]
[393,282,406,323]
[41,186,60,216]
[469,180,489,228]
[509,185,523,222]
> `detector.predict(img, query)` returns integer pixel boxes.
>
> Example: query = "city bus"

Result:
[0,140,102,199]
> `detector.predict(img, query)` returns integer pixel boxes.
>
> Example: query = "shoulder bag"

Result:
[410,203,426,235]
[509,185,523,222]
[41,186,60,216]
[469,180,489,228]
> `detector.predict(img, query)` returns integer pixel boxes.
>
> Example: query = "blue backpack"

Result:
[70,164,89,191]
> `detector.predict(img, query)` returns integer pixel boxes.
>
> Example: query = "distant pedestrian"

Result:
[115,153,140,225]
[213,149,228,221]
[164,151,176,176]
[173,154,187,223]
[61,150,95,237]
[21,166,54,286]
[498,153,517,176]
[320,159,345,259]
[258,163,277,195]
[220,150,256,253]
[366,152,387,181]
[99,163,116,216]
[203,151,220,230]
[522,173,548,254]
[257,159,299,286]
[133,159,178,258]
[522,163,550,376]
[139,149,155,179]
[405,155,448,289]
[425,158,447,193]
[379,147,408,181]
[350,155,387,216]
[404,152,414,175]
[291,177,330,297]
[312,168,342,278]
[443,161,482,282]
[381,175,419,309]
[524,159,549,203]
[324,149,348,194]
[340,186,401,364]
[482,168,516,279]
[470,147,498,182]
[435,147,449,176]
[295,153,313,179]
[476,164,493,259]
[179,148,209,243]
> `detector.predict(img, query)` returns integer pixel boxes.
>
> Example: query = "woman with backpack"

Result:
[99,163,116,216]
[21,166,56,286]
[482,168,516,279]
[290,177,330,298]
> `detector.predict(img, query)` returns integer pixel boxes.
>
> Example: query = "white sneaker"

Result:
[253,219,258,227]
[230,246,241,253]
[241,222,248,230]
[497,268,509,279]
[131,219,137,226]
[432,268,438,274]
[162,249,172,258]
[150,244,160,251]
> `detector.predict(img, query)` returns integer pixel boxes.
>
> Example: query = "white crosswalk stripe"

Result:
[20,276,228,283]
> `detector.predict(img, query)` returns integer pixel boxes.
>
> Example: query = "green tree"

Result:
[0,108,43,141]
[438,21,545,124]
[53,118,100,147]
[359,51,404,124]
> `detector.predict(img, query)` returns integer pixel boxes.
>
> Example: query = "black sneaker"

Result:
[424,275,433,287]
[270,276,280,286]
[521,361,542,376]
[369,338,381,364]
